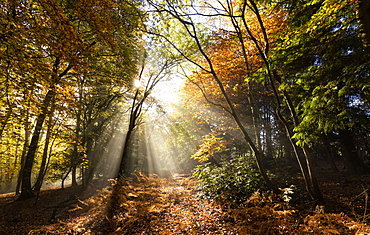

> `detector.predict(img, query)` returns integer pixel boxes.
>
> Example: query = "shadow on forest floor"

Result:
[1,170,370,234]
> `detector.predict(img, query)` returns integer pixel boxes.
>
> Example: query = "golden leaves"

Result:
[31,173,370,234]
[191,132,227,162]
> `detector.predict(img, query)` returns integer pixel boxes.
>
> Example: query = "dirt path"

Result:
[137,178,238,234]
[94,174,240,234]
[153,187,237,234]
[0,175,237,234]
[2,173,370,234]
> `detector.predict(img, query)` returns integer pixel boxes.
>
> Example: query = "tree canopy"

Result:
[0,0,369,206]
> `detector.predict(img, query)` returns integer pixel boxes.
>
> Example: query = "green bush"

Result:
[193,155,265,206]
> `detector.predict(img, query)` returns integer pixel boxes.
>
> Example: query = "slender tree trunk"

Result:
[1,56,14,140]
[302,146,322,199]
[72,79,83,186]
[33,95,55,192]
[16,115,30,195]
[0,108,12,141]
[265,123,274,160]
[247,83,263,154]
[237,0,322,200]
[119,127,135,176]
[82,135,93,188]
[71,165,78,186]
[19,88,54,200]
[10,139,21,185]
[62,166,72,189]
[16,89,32,194]
[15,134,30,195]
[282,134,295,166]
[281,91,322,200]
[118,86,148,176]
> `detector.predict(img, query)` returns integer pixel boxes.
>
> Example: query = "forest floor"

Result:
[1,170,370,234]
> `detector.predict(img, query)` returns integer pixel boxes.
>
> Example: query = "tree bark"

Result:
[71,165,78,186]
[62,166,72,189]
[16,108,31,195]
[0,107,12,141]
[119,121,135,176]
[33,94,55,192]
[18,88,54,200]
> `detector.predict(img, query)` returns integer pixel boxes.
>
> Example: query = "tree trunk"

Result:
[340,129,369,174]
[16,90,32,195]
[119,127,134,176]
[71,165,78,186]
[282,135,295,167]
[82,135,94,188]
[240,0,322,200]
[33,95,55,192]
[19,88,54,200]
[281,91,322,200]
[264,107,274,161]
[72,79,83,186]
[302,146,323,200]
[62,166,72,189]
[118,89,141,177]
[0,106,12,141]
[16,114,31,195]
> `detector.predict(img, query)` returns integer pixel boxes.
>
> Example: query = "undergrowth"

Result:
[193,155,266,206]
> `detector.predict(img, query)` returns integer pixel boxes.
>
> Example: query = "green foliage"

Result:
[271,0,370,145]
[193,155,264,206]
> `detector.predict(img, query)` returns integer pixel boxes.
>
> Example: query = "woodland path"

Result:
[0,175,240,234]
[1,172,370,234]
[94,174,241,234]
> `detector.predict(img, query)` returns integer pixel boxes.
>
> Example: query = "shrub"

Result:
[193,155,265,206]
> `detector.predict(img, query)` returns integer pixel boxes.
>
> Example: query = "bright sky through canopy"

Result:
[151,75,184,106]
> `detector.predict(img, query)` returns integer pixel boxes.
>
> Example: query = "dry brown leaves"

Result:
[4,173,370,234]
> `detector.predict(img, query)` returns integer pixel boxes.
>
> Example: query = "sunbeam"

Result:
[98,74,197,178]
[84,117,126,185]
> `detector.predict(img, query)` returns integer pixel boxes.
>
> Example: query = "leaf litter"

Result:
[1,172,370,234]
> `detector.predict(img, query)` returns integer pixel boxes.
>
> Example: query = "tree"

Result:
[118,48,176,176]
[147,0,279,191]
[0,0,141,199]
[271,0,370,174]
